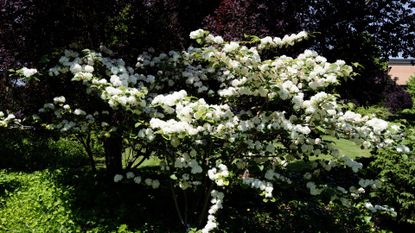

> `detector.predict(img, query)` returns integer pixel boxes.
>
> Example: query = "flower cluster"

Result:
[364,202,397,217]
[21,67,38,77]
[0,112,19,128]
[202,190,224,233]
[114,172,160,189]
[306,181,324,196]
[208,164,230,187]
[242,177,274,198]
[258,31,308,50]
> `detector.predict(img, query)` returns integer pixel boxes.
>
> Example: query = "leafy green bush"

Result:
[406,75,415,99]
[354,105,392,120]
[0,170,79,232]
[0,129,89,171]
[367,127,415,231]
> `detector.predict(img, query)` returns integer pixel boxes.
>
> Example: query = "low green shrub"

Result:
[0,170,79,232]
[367,127,415,231]
[0,129,88,171]
[354,105,392,120]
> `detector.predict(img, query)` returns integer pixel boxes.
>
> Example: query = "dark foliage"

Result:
[1,0,414,107]
[203,0,415,105]
[0,129,87,171]
[0,0,218,114]
[383,86,413,113]
[0,0,217,72]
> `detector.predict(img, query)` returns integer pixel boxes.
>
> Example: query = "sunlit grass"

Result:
[323,136,371,158]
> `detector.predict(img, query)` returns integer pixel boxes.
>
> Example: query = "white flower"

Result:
[22,67,38,77]
[84,65,94,73]
[265,169,275,180]
[145,178,152,186]
[114,174,123,183]
[133,176,142,184]
[53,96,66,104]
[223,42,239,53]
[306,181,322,195]
[366,118,388,133]
[126,172,135,179]
[189,160,203,174]
[152,179,160,189]
[396,145,410,153]
[5,114,15,120]
[44,103,55,109]
[110,75,123,86]
[364,202,376,212]
[70,63,82,74]
[213,36,224,44]
[74,109,86,115]
[261,36,273,45]
[190,29,206,39]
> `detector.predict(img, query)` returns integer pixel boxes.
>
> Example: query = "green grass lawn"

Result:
[324,136,371,158]
[0,170,78,232]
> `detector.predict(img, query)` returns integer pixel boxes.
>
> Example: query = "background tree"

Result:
[203,0,415,106]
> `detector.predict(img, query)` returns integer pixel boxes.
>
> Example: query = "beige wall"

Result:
[388,65,415,85]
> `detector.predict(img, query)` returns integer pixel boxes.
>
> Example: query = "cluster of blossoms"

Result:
[0,112,19,128]
[364,202,397,217]
[48,49,147,112]
[114,172,160,189]
[20,67,38,78]
[202,190,224,233]
[242,177,274,198]
[258,31,308,50]
[208,164,230,187]
[33,96,113,137]
[306,181,325,196]
[6,29,407,232]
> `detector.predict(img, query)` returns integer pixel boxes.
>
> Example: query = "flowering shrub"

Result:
[2,29,407,231]
[0,111,20,128]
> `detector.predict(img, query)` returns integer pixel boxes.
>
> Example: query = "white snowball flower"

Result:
[133,176,142,184]
[365,118,388,133]
[213,36,224,44]
[190,29,206,39]
[114,174,123,183]
[126,172,135,179]
[396,145,410,153]
[74,109,86,115]
[223,42,239,53]
[110,75,123,86]
[145,178,152,186]
[84,65,94,73]
[22,67,38,77]
[152,179,160,189]
[53,96,66,104]
[70,63,82,74]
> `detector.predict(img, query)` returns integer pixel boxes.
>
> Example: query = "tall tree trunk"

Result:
[103,133,123,175]
[85,133,97,173]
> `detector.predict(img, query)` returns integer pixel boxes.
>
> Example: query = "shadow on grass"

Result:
[48,163,379,233]
[0,179,21,207]
[220,187,373,233]
[0,130,90,172]
[52,168,183,233]
[1,129,412,232]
